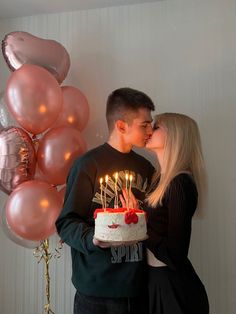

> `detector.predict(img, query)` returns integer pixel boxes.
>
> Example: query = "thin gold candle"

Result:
[99,178,104,208]
[125,173,129,208]
[128,174,133,211]
[104,175,109,210]
[114,172,118,208]
[125,173,129,191]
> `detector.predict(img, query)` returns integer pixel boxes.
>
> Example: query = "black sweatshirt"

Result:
[145,173,198,270]
[56,143,154,297]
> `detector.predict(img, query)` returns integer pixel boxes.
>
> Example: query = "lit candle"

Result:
[104,175,109,209]
[125,173,129,208]
[128,174,133,210]
[99,178,104,208]
[129,174,133,189]
[125,173,129,192]
[114,172,118,208]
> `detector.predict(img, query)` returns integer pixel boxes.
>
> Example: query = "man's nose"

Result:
[147,125,153,136]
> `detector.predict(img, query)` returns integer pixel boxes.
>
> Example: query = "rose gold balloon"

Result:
[33,163,52,184]
[0,127,36,194]
[37,126,86,186]
[5,64,62,135]
[2,31,70,84]
[0,206,40,249]
[0,91,17,129]
[5,180,63,241]
[52,86,90,131]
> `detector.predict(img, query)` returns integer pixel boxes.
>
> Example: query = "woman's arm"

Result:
[147,174,197,269]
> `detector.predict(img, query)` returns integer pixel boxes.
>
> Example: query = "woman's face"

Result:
[145,122,167,151]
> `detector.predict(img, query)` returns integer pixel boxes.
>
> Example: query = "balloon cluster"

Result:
[0,31,89,247]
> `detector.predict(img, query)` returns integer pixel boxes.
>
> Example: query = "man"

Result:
[56,87,155,314]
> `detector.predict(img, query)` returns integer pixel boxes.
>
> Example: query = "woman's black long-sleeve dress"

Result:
[145,173,209,314]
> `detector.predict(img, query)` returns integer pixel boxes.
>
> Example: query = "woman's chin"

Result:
[145,143,152,150]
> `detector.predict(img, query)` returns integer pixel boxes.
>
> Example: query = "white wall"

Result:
[0,0,235,313]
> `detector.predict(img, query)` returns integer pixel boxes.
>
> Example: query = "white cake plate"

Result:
[94,235,149,246]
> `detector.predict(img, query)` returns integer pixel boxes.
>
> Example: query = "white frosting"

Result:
[94,211,147,242]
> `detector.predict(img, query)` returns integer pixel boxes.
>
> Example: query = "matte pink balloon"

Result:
[52,86,90,131]
[5,64,62,135]
[37,127,87,186]
[0,127,36,194]
[5,180,63,241]
[2,31,70,84]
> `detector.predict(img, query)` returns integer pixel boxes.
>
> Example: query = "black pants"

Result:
[148,266,209,314]
[74,291,148,314]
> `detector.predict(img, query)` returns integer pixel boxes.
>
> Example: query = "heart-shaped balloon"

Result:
[0,127,36,194]
[2,31,70,84]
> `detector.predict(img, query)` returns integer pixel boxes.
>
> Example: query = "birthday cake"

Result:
[94,208,147,242]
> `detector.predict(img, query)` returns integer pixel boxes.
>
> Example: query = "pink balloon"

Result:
[37,127,87,186]
[2,31,70,84]
[33,163,52,184]
[0,206,40,249]
[5,64,62,135]
[5,180,63,241]
[0,127,36,194]
[52,86,90,131]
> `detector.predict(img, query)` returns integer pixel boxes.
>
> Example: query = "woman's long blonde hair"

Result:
[146,113,206,210]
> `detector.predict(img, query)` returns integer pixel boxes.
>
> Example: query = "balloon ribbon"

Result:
[34,239,63,314]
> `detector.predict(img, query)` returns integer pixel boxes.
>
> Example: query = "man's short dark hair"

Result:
[106,87,155,131]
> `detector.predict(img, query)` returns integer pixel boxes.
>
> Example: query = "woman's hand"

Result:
[119,188,139,209]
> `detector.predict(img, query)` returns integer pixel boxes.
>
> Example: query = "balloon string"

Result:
[32,134,39,152]
[34,239,64,314]
[42,239,55,314]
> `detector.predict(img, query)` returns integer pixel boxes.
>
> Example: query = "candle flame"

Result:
[99,178,103,184]
[129,174,133,182]
[105,175,109,183]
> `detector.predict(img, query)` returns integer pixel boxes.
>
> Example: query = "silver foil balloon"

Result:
[0,91,17,129]
[0,205,40,249]
[0,127,36,194]
[2,31,70,84]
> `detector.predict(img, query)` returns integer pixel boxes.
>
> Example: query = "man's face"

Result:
[124,108,153,147]
[145,122,166,151]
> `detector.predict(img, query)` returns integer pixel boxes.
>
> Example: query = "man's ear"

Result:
[116,120,127,134]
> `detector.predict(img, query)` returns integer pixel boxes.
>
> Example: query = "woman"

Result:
[122,113,209,314]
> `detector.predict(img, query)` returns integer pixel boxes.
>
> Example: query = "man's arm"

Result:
[56,159,101,254]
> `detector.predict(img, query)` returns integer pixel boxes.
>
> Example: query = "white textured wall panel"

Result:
[0,0,235,313]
